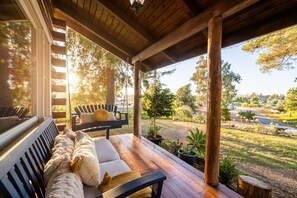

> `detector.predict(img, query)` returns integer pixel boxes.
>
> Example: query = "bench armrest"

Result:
[97,170,166,198]
[71,115,78,128]
[116,111,128,120]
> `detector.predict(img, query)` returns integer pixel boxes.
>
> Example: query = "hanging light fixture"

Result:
[130,0,145,15]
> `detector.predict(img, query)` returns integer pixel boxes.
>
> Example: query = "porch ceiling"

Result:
[51,0,297,72]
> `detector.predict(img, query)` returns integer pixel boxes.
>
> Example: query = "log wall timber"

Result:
[204,16,222,187]
[133,61,141,137]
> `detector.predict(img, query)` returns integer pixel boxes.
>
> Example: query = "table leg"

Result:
[106,128,110,139]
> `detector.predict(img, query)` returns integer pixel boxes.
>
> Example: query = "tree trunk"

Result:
[238,175,272,198]
[105,67,115,105]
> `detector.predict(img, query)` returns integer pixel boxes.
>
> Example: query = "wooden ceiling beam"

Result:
[54,1,135,57]
[65,15,132,64]
[132,0,260,64]
[96,0,177,63]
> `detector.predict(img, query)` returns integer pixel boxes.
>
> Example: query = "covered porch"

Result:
[1,0,297,197]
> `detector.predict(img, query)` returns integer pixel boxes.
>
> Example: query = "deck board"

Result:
[104,134,241,198]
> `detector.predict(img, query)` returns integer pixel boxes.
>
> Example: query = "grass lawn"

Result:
[141,119,297,198]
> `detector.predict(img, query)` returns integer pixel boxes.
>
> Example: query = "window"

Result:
[0,1,33,133]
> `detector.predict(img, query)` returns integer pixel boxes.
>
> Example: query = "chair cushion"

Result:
[99,160,131,181]
[108,112,116,120]
[98,171,152,198]
[94,109,109,121]
[94,138,120,163]
[71,131,100,186]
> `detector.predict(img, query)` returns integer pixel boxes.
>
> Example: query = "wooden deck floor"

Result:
[107,134,241,198]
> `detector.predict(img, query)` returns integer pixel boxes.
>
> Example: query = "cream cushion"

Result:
[80,113,95,124]
[94,138,120,163]
[71,131,100,186]
[44,133,75,185]
[99,160,131,181]
[83,160,131,198]
[45,158,83,198]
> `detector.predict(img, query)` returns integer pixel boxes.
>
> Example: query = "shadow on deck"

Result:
[101,134,241,198]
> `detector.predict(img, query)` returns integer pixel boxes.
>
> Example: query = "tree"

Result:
[142,84,175,136]
[175,84,196,111]
[191,56,241,106]
[242,25,297,75]
[221,106,231,121]
[285,88,297,113]
[66,28,131,109]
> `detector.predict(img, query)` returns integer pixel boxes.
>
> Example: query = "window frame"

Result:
[0,0,53,150]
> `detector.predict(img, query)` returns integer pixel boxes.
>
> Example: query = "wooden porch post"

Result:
[204,16,222,187]
[133,61,141,137]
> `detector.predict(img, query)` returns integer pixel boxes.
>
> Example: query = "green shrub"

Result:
[174,105,193,121]
[221,106,231,121]
[238,110,256,121]
[195,114,205,123]
[161,139,182,156]
[146,123,161,137]
[219,156,239,188]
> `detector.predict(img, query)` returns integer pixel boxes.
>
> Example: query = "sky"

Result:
[157,43,297,96]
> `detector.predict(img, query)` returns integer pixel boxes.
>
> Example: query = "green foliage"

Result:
[238,110,256,121]
[219,156,239,188]
[195,114,205,123]
[175,84,196,111]
[142,85,175,119]
[285,87,297,113]
[275,100,285,109]
[142,69,176,89]
[191,56,241,106]
[161,139,181,156]
[186,128,206,156]
[242,25,297,73]
[0,21,32,111]
[221,106,231,121]
[146,123,161,137]
[67,28,132,109]
[174,105,193,121]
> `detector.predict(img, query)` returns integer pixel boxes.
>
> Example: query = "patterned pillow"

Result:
[70,131,100,186]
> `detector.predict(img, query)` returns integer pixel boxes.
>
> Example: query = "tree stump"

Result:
[238,175,272,198]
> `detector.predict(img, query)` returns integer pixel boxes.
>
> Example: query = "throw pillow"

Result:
[45,157,83,198]
[93,109,109,121]
[43,134,75,186]
[108,112,116,121]
[71,131,100,186]
[98,171,152,198]
[80,113,95,124]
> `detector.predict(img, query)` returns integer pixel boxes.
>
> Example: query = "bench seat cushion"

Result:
[94,138,120,163]
[83,160,131,198]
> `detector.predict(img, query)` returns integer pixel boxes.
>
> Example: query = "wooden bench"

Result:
[72,104,128,132]
[0,117,166,198]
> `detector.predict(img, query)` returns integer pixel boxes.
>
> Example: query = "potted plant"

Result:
[146,123,163,145]
[142,81,175,145]
[178,128,206,166]
[178,143,196,166]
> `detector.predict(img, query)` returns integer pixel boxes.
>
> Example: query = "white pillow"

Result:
[108,112,116,121]
[80,113,95,124]
[43,134,75,186]
[71,131,100,186]
[45,158,83,198]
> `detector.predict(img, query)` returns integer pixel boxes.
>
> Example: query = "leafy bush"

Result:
[174,105,193,121]
[195,114,205,123]
[221,106,231,121]
[238,110,256,121]
[186,128,206,156]
[219,156,239,188]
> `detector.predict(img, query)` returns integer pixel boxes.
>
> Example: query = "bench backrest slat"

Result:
[0,117,58,197]
[74,104,118,117]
